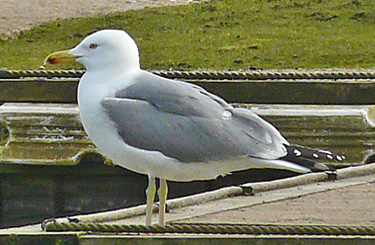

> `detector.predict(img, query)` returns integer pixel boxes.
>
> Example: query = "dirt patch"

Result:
[0,0,191,40]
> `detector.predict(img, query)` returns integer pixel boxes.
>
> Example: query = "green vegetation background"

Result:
[1,0,374,70]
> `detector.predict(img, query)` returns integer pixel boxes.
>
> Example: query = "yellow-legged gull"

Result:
[44,29,343,225]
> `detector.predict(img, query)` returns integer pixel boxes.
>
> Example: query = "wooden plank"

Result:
[0,234,78,244]
[1,78,375,104]
[0,79,78,103]
[0,165,294,228]
[195,79,375,105]
[1,233,374,244]
[78,235,375,245]
[1,174,54,227]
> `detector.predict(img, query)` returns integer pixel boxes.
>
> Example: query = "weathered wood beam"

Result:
[1,78,375,104]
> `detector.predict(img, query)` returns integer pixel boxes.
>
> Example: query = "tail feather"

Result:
[280,144,345,172]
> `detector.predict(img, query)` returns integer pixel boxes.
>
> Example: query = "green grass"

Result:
[1,0,375,70]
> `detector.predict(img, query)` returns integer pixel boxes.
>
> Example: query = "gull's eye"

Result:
[89,43,99,49]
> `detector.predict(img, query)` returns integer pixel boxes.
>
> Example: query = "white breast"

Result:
[77,72,187,179]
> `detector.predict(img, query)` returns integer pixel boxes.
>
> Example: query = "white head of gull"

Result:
[45,29,341,225]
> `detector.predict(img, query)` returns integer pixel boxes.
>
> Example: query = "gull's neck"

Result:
[78,68,144,106]
[82,66,141,86]
[86,62,140,75]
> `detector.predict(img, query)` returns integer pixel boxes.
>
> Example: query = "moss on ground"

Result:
[1,0,375,70]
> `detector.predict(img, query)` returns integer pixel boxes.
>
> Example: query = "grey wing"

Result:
[101,71,288,163]
[115,71,232,118]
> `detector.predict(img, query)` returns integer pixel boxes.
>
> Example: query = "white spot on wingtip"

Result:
[327,154,333,160]
[312,153,319,159]
[293,149,302,157]
[318,150,332,155]
[336,155,343,161]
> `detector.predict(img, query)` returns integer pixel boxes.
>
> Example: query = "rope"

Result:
[153,70,375,81]
[44,222,375,235]
[0,69,84,78]
[2,69,375,80]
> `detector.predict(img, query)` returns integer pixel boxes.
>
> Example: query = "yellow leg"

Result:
[158,178,168,225]
[145,175,156,225]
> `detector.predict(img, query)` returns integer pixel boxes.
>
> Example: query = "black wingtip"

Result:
[281,144,344,172]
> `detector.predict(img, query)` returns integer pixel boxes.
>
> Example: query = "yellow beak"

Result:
[44,49,77,65]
